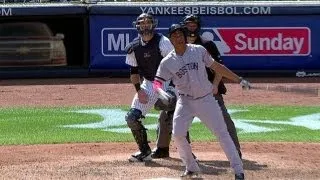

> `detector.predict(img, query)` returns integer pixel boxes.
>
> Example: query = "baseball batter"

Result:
[183,14,242,158]
[153,24,249,180]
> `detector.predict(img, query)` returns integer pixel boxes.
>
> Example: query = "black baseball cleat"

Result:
[235,173,245,180]
[128,150,152,162]
[151,147,169,158]
[180,170,200,179]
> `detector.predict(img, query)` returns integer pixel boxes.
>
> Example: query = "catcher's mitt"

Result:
[154,89,177,111]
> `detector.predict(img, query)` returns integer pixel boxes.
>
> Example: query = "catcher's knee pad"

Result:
[125,108,144,130]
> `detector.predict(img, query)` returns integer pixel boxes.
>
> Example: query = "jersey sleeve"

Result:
[125,52,138,67]
[200,45,215,67]
[159,36,174,57]
[156,60,172,81]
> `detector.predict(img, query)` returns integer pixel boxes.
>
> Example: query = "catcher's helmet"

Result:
[133,13,158,36]
[182,14,201,37]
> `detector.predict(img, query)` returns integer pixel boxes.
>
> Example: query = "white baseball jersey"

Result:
[156,44,214,98]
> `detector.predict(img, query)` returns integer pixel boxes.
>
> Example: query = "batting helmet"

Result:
[168,23,187,39]
[182,14,201,37]
[132,13,158,36]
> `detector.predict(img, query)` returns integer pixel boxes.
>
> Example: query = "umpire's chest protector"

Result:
[132,33,163,81]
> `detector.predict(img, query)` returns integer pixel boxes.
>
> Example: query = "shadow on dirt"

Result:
[200,158,268,171]
[143,157,267,176]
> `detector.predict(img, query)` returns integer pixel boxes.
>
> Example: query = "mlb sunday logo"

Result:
[101,27,311,57]
[203,27,311,56]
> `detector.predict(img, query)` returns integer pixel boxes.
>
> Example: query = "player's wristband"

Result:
[153,79,163,90]
[134,83,141,92]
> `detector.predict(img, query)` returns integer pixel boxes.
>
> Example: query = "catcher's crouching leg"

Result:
[125,108,151,162]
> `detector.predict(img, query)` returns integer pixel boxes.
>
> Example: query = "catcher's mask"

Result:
[133,13,158,36]
[182,14,201,38]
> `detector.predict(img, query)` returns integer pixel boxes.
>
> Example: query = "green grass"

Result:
[0,105,319,145]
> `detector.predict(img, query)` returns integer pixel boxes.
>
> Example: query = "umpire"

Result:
[152,84,193,158]
[182,14,242,158]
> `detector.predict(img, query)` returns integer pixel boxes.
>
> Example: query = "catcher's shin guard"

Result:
[131,128,151,154]
[129,129,152,162]
[126,108,151,162]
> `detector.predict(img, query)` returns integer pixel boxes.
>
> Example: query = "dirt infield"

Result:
[0,77,320,180]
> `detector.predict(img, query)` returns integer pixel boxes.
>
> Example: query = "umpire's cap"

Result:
[168,23,186,38]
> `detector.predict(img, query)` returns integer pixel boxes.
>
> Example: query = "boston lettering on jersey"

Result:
[175,62,199,78]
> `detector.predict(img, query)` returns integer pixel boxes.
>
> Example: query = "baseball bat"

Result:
[250,85,320,96]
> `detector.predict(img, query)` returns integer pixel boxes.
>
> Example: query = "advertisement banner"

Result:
[89,14,319,71]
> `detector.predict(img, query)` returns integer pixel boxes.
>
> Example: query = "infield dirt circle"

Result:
[0,77,319,180]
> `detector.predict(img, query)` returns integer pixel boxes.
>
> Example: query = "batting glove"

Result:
[239,77,251,90]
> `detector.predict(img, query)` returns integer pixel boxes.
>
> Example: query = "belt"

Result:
[179,93,211,99]
[178,93,192,97]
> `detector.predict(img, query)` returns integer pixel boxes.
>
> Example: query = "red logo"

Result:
[213,27,311,56]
